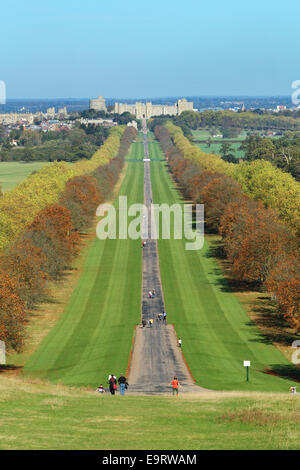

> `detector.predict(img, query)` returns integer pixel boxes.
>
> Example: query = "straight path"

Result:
[128,121,207,394]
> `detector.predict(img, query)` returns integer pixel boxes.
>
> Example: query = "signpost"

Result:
[243,360,251,382]
[0,341,5,365]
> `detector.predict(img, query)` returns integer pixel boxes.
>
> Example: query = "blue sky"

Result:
[1,0,299,98]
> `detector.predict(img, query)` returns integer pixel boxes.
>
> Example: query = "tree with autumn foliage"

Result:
[0,273,26,351]
[0,239,48,309]
[25,204,80,279]
[266,255,300,330]
[61,175,101,232]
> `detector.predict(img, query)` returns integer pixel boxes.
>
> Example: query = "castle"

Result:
[89,95,107,112]
[113,98,194,119]
[89,95,194,119]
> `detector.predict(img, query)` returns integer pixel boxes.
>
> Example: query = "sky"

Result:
[1,0,300,99]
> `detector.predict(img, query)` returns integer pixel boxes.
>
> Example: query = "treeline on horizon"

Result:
[0,125,109,163]
[155,123,300,332]
[150,110,300,181]
[0,109,137,164]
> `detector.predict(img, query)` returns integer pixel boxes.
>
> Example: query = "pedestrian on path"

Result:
[163,311,167,323]
[108,374,117,395]
[148,291,153,298]
[118,374,128,396]
[171,377,180,396]
[152,289,155,297]
[178,338,182,348]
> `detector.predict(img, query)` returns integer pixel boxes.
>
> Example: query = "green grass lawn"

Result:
[0,376,299,450]
[192,129,213,140]
[149,140,298,392]
[0,161,49,191]
[23,143,144,387]
[196,141,245,159]
[192,129,247,141]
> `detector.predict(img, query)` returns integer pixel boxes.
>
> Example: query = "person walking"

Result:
[178,338,182,348]
[118,374,127,396]
[171,376,180,396]
[108,374,117,395]
[163,311,167,323]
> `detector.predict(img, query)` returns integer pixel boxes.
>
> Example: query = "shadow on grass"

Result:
[205,239,260,293]
[0,364,23,374]
[206,236,300,352]
[247,303,299,347]
[262,364,300,383]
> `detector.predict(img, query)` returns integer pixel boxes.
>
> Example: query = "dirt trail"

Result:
[128,121,208,395]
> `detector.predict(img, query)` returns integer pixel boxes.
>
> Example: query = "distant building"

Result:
[79,117,116,127]
[57,107,68,118]
[0,113,34,125]
[89,95,107,112]
[114,98,194,119]
[127,120,138,130]
[46,107,56,118]
[177,98,194,114]
[276,105,287,112]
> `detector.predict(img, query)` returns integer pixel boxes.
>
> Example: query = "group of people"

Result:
[157,311,167,323]
[142,318,153,327]
[96,374,181,396]
[148,289,155,298]
[96,373,129,396]
[141,311,168,328]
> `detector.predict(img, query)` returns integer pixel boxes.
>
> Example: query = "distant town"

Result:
[0,94,298,138]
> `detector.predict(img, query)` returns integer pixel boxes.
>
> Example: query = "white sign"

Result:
[243,360,251,367]
[0,341,5,365]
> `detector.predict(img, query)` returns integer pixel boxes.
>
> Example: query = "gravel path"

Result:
[128,121,208,395]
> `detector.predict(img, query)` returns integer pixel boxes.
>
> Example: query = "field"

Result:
[0,375,299,450]
[191,129,246,159]
[0,161,48,191]
[149,140,297,392]
[191,129,247,141]
[196,141,245,159]
[22,141,144,387]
